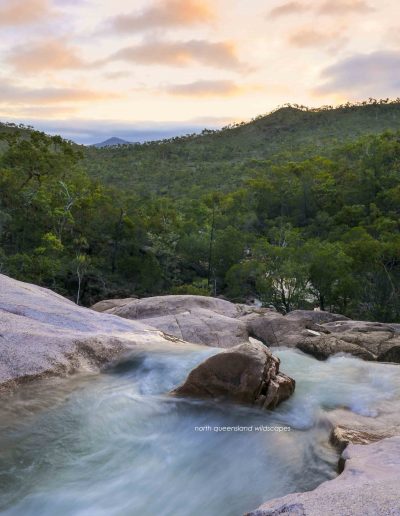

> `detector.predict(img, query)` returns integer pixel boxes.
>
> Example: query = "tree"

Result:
[305,240,354,311]
[254,232,310,313]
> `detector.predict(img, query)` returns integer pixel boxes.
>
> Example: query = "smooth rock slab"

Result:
[246,436,400,516]
[0,274,192,392]
[285,310,348,324]
[108,295,251,347]
[171,341,295,410]
[90,297,138,312]
[108,295,241,319]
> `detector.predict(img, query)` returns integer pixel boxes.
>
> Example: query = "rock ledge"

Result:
[246,436,400,516]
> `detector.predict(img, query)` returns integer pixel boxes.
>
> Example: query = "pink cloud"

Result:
[7,39,85,73]
[0,0,51,27]
[269,0,372,19]
[288,27,347,48]
[318,0,372,15]
[269,1,309,18]
[0,79,118,104]
[166,80,246,97]
[109,40,243,69]
[105,0,213,33]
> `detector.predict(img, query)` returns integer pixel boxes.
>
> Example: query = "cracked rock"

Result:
[171,341,295,410]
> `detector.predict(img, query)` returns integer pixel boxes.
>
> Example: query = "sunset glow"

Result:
[0,0,398,142]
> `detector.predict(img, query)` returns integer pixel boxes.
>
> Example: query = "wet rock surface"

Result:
[246,436,400,516]
[171,341,295,410]
[330,425,387,453]
[378,345,400,363]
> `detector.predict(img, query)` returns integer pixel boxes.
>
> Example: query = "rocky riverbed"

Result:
[92,294,400,363]
[1,274,400,515]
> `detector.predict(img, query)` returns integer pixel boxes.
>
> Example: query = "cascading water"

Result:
[1,346,399,516]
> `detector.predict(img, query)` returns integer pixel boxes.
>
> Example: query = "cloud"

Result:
[0,105,79,118]
[269,1,309,18]
[108,40,242,69]
[104,70,132,80]
[166,80,245,97]
[386,27,400,48]
[105,0,213,33]
[314,51,400,97]
[288,28,347,48]
[0,79,117,105]
[53,0,90,5]
[318,0,372,15]
[6,37,243,76]
[0,0,51,27]
[269,0,372,18]
[6,39,85,73]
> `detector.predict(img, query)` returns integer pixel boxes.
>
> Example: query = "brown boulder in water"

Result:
[171,341,295,410]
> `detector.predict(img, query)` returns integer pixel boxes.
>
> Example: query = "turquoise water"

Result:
[1,347,399,516]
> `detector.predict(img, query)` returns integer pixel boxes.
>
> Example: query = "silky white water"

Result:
[1,347,399,516]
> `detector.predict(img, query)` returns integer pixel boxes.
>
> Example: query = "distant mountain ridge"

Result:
[92,137,131,148]
[3,100,400,197]
[83,100,400,197]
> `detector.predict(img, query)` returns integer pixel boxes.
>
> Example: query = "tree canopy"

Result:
[1,100,400,321]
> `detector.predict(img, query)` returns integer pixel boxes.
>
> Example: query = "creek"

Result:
[1,346,399,516]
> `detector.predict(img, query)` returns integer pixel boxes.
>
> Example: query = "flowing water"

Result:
[1,346,400,516]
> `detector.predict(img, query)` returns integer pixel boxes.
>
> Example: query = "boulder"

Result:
[171,341,295,410]
[93,293,400,363]
[246,312,329,348]
[245,312,400,363]
[285,310,348,324]
[0,274,195,393]
[322,320,398,334]
[90,298,137,312]
[109,295,250,348]
[338,331,397,356]
[297,335,375,361]
[246,436,400,516]
[111,295,241,319]
[245,314,400,363]
[136,310,249,348]
[317,320,400,361]
[377,345,400,363]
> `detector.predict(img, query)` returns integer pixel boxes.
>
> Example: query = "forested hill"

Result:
[1,99,400,323]
[83,100,400,197]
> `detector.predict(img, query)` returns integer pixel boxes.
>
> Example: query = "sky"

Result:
[0,0,399,144]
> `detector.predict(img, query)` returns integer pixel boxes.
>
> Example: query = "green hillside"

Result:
[1,99,400,322]
[83,100,400,197]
